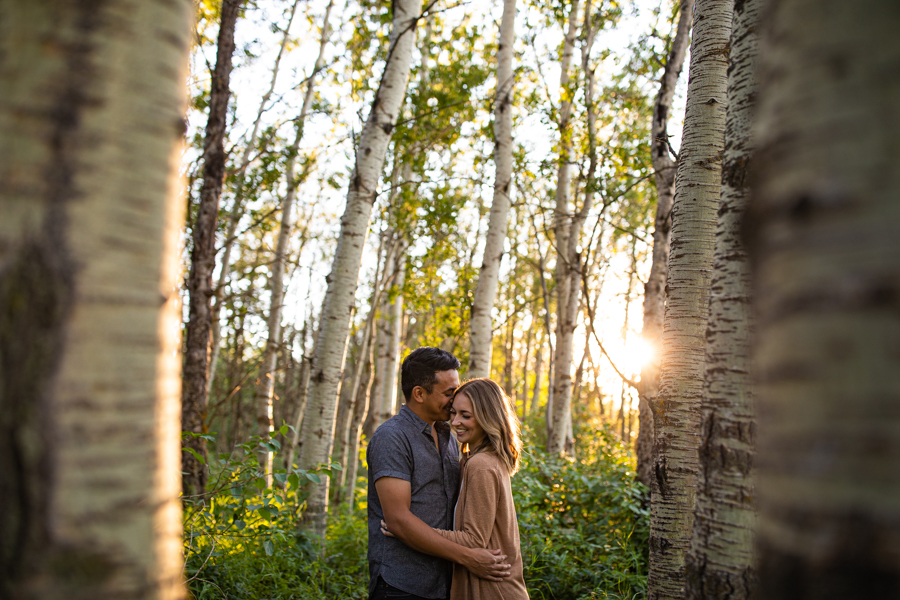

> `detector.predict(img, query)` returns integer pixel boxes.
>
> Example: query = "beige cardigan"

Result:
[435,451,529,600]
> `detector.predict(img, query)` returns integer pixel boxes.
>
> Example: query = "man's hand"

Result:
[461,548,511,581]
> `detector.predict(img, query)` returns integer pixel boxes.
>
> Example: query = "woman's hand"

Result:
[380,519,396,538]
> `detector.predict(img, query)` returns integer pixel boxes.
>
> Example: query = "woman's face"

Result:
[450,392,485,448]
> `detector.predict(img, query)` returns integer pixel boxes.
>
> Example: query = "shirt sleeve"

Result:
[433,463,500,549]
[368,427,413,483]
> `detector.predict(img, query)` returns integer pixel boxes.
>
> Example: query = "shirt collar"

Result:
[399,404,449,436]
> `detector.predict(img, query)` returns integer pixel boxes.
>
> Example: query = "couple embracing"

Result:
[367,347,530,600]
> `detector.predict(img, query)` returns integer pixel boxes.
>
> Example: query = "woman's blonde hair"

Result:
[452,378,522,475]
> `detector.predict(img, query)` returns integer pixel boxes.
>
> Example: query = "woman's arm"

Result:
[375,476,510,580]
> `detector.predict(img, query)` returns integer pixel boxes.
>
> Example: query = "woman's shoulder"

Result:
[466,450,506,473]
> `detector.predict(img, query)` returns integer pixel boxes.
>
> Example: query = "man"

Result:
[367,347,511,600]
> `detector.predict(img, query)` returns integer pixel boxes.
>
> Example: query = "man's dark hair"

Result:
[401,347,460,401]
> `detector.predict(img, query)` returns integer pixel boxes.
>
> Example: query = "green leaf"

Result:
[273,472,288,484]
[288,473,300,489]
[258,507,272,520]
[305,472,322,484]
[279,425,289,437]
[254,477,266,490]
[183,447,206,466]
[263,539,274,556]
[234,520,246,531]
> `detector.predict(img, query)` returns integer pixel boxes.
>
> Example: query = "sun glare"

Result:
[622,338,655,375]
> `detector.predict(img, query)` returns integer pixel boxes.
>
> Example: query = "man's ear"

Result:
[411,385,425,404]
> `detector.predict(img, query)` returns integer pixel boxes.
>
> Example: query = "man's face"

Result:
[418,369,460,422]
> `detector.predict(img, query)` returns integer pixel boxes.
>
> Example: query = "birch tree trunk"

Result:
[685,0,759,596]
[0,0,190,596]
[547,0,581,455]
[208,0,304,396]
[636,0,695,489]
[750,1,900,596]
[648,0,731,597]
[378,245,407,424]
[467,0,517,378]
[296,0,423,537]
[181,0,243,498]
[254,0,334,486]
[284,350,312,471]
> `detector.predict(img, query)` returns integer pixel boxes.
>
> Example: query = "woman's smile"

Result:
[450,392,485,448]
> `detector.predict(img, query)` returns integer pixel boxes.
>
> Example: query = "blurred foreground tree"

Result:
[0,0,191,597]
[750,0,900,597]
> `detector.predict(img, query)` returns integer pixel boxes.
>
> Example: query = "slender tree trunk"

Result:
[467,0,517,378]
[379,244,407,423]
[685,0,760,597]
[181,0,243,498]
[548,0,586,455]
[749,1,900,597]
[254,1,333,486]
[284,350,312,471]
[521,320,534,420]
[296,0,423,536]
[345,330,378,512]
[0,1,190,596]
[648,1,731,598]
[208,0,304,397]
[636,0,695,489]
[530,330,544,417]
[334,234,390,503]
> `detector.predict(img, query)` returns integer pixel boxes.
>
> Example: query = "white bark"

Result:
[0,1,190,596]
[751,1,900,596]
[378,247,406,422]
[296,0,423,537]
[467,0,517,378]
[636,0,695,489]
[547,0,582,455]
[685,0,760,596]
[648,0,732,597]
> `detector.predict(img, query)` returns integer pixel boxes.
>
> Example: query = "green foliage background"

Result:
[184,427,648,600]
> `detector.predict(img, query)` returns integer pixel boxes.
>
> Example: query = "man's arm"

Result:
[375,477,511,581]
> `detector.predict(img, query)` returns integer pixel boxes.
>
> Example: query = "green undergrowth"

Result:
[183,426,648,599]
[516,426,649,600]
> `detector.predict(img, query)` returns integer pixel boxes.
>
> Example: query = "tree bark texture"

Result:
[636,0,695,489]
[181,0,242,498]
[547,0,581,456]
[207,0,303,397]
[749,1,900,597]
[0,1,190,597]
[684,0,760,597]
[648,1,731,598]
[467,0,516,379]
[296,0,423,537]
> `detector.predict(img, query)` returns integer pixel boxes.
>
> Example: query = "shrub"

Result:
[514,426,650,600]
[182,425,649,600]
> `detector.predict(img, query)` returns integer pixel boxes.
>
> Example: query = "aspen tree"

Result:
[467,0,517,378]
[685,0,760,596]
[636,0,695,488]
[297,0,424,536]
[208,0,303,397]
[546,0,581,455]
[255,0,335,486]
[648,0,731,597]
[0,0,190,596]
[182,0,243,497]
[750,1,900,596]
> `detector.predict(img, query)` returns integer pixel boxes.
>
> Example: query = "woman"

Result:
[383,378,530,600]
